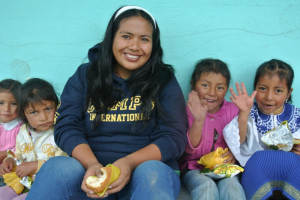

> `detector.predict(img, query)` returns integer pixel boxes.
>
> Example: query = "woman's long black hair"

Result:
[86,7,174,128]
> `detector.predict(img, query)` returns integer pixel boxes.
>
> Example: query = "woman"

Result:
[27,6,188,200]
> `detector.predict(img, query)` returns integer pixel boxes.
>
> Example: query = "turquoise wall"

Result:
[1,0,300,106]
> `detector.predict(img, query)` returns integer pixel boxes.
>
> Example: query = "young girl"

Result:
[0,78,67,200]
[0,79,22,187]
[179,59,246,200]
[27,6,188,200]
[224,59,300,200]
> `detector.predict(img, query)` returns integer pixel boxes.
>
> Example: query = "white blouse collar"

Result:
[2,118,22,131]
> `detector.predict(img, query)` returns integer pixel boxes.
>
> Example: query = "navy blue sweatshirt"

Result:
[54,44,188,170]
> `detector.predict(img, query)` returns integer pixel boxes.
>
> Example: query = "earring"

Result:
[285,99,288,103]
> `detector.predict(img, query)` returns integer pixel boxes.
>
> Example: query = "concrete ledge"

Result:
[178,185,192,200]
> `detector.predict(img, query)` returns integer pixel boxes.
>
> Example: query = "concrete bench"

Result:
[178,185,192,200]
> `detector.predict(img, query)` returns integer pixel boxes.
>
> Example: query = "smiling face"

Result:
[25,100,56,132]
[255,74,292,114]
[112,16,153,79]
[194,72,228,114]
[0,91,18,123]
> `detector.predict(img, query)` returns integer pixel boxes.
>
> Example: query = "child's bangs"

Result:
[24,89,57,110]
[24,94,45,110]
[263,68,290,84]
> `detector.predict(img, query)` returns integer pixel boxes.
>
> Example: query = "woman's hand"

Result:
[292,144,300,156]
[16,161,38,178]
[107,157,135,195]
[221,150,236,164]
[81,162,104,199]
[187,91,208,122]
[0,158,14,176]
[229,82,256,114]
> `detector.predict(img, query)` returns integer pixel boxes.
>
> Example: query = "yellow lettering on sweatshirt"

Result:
[87,96,155,122]
[110,114,116,122]
[111,99,128,110]
[117,114,122,122]
[129,96,141,110]
[90,113,96,121]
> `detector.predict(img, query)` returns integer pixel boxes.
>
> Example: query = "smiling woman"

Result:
[26,5,188,200]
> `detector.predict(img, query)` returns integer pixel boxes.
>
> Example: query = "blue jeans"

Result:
[182,169,246,200]
[26,156,181,200]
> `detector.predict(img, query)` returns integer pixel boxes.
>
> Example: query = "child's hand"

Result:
[221,150,236,164]
[229,82,257,114]
[81,162,104,199]
[187,91,208,122]
[16,161,38,178]
[292,144,300,156]
[0,158,14,176]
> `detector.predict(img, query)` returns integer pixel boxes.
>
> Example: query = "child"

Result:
[224,59,300,200]
[0,78,67,200]
[0,79,22,187]
[179,59,246,200]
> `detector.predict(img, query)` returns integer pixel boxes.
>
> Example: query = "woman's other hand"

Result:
[107,157,135,195]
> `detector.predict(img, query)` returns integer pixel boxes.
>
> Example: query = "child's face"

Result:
[25,100,56,132]
[113,16,153,79]
[194,72,228,114]
[0,91,18,123]
[255,74,292,114]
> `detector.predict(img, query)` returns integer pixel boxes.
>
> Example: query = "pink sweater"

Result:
[0,120,22,152]
[179,100,239,170]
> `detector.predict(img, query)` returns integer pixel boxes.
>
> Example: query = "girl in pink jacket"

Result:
[179,59,245,200]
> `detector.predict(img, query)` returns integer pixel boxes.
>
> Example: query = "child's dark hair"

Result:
[254,59,294,103]
[18,78,58,123]
[191,58,231,90]
[0,79,22,100]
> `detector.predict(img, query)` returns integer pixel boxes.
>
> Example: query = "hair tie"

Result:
[114,6,156,29]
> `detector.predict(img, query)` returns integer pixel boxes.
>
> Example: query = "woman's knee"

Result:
[34,156,86,188]
[133,161,177,183]
[129,161,180,200]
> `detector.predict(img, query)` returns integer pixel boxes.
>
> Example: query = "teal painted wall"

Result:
[1,1,300,106]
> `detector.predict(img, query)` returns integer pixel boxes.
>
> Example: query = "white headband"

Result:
[114,6,156,29]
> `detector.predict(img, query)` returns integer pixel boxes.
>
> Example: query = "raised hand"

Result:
[187,91,208,122]
[229,82,257,114]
